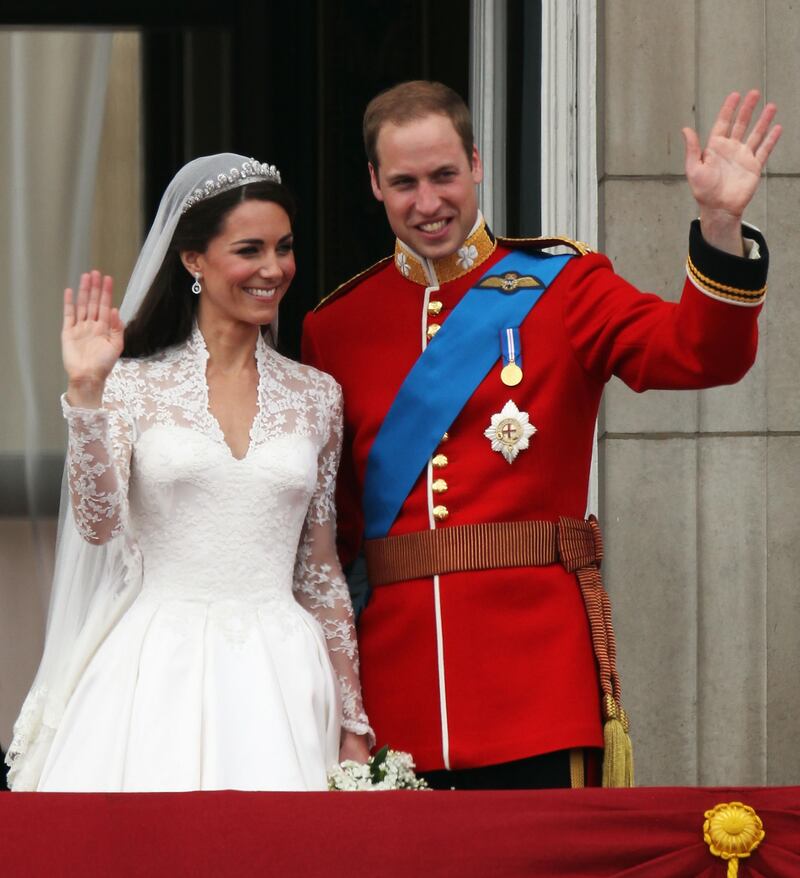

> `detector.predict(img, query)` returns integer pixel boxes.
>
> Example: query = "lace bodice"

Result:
[63,326,371,738]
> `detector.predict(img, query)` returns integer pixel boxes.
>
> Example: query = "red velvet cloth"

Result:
[3,786,799,877]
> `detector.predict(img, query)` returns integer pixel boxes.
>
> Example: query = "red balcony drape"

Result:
[4,786,800,877]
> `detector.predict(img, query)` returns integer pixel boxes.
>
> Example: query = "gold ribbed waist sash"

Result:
[364,518,598,586]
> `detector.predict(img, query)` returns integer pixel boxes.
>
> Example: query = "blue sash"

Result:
[363,250,572,539]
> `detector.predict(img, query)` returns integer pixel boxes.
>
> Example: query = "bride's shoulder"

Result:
[111,347,172,379]
[106,344,185,395]
[107,355,148,387]
[270,349,342,399]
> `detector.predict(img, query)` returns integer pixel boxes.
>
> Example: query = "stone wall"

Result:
[598,0,800,785]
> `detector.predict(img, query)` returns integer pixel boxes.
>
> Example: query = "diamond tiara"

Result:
[181,159,282,213]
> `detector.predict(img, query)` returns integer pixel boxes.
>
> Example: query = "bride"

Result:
[6,153,372,791]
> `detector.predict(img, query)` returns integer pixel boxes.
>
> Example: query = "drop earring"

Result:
[192,273,202,295]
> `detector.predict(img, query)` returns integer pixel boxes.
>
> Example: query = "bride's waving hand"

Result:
[62,270,124,408]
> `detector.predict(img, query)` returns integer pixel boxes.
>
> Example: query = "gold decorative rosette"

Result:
[703,801,765,877]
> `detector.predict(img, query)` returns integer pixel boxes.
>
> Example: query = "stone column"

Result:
[599,0,800,786]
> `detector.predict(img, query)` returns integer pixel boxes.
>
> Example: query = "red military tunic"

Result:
[302,218,767,772]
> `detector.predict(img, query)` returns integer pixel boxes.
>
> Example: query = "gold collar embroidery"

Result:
[393,220,497,286]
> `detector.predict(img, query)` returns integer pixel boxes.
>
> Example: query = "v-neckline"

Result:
[190,325,268,462]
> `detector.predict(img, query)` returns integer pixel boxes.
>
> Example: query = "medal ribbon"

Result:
[501,327,522,369]
[363,250,572,539]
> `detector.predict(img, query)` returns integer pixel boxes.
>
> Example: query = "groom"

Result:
[302,80,780,789]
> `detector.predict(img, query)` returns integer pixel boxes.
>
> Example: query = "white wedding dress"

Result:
[36,326,370,792]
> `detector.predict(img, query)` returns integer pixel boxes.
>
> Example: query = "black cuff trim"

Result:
[688,219,768,303]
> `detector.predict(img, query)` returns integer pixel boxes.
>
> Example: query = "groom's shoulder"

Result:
[312,255,395,314]
[497,234,595,256]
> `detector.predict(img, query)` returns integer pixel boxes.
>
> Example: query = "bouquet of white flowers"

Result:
[328,745,430,791]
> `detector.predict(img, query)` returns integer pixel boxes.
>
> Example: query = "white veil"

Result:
[6,154,282,790]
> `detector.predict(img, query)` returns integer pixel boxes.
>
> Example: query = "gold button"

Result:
[433,505,449,521]
[431,479,448,493]
[426,323,441,340]
[432,454,448,468]
[428,300,443,316]
[441,432,450,443]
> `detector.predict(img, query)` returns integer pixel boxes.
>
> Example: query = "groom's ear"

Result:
[368,163,384,202]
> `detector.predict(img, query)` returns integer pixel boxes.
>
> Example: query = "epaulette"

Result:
[497,234,594,257]
[314,255,394,312]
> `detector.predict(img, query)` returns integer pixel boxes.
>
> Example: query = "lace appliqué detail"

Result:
[294,516,372,739]
[63,327,341,544]
[337,674,373,740]
[63,401,133,543]
[6,684,47,768]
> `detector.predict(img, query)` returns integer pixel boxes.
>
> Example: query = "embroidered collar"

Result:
[188,322,271,377]
[393,215,496,287]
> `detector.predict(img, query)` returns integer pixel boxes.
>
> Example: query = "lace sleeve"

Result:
[62,369,134,545]
[293,378,374,745]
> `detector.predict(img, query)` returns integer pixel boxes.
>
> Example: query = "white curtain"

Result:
[0,30,112,749]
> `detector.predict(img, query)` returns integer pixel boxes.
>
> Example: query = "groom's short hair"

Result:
[363,80,474,170]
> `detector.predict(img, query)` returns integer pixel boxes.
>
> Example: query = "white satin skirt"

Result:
[37,593,341,792]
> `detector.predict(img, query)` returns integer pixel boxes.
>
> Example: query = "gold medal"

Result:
[500,327,523,387]
[501,362,523,386]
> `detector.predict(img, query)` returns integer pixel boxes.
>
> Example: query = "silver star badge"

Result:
[484,400,537,463]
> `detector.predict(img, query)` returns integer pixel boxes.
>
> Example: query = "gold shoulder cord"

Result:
[496,234,594,256]
[314,256,394,312]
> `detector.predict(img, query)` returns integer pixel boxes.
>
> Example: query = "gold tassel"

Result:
[620,706,634,787]
[602,696,634,788]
